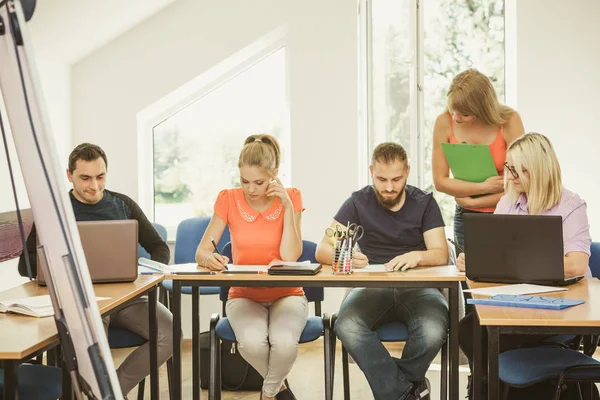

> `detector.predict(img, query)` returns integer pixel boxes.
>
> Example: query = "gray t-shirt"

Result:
[334,185,445,264]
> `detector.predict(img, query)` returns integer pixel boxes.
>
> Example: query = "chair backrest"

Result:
[137,222,168,259]
[174,217,230,264]
[589,242,600,278]
[219,240,324,304]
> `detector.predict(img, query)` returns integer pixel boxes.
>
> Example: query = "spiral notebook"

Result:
[467,295,585,310]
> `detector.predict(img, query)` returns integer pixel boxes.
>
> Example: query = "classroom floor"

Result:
[112,339,471,399]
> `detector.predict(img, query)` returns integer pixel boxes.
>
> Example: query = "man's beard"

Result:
[374,185,405,209]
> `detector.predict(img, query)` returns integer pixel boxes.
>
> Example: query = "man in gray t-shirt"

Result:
[316,142,448,400]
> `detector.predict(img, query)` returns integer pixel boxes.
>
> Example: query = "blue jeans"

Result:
[335,287,449,400]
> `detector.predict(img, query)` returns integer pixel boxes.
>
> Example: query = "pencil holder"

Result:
[332,243,353,274]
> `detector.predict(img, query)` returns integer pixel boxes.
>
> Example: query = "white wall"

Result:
[515,0,600,238]
[0,18,71,214]
[71,0,357,335]
[71,0,358,244]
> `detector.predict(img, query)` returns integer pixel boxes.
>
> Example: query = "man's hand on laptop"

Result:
[456,253,465,272]
[384,252,421,272]
[352,251,369,269]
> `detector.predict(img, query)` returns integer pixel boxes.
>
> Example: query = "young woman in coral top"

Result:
[195,134,304,400]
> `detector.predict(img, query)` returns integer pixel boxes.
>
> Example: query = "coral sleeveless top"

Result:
[449,116,506,213]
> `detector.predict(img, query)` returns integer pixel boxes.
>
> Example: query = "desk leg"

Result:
[192,286,200,400]
[172,280,182,400]
[149,286,159,400]
[4,361,18,399]
[441,336,447,400]
[487,327,499,400]
[449,283,459,400]
[473,312,483,400]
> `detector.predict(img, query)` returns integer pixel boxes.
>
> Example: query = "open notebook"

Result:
[0,295,55,317]
[0,294,111,318]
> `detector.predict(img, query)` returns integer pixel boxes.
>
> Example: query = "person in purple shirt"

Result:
[457,133,592,398]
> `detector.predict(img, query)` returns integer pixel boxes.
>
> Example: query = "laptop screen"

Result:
[37,220,138,285]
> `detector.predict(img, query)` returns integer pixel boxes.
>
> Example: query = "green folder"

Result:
[441,143,498,183]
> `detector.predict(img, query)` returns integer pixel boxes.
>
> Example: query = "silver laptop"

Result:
[38,220,139,285]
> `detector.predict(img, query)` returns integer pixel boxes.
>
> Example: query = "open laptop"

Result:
[464,214,584,286]
[38,220,139,285]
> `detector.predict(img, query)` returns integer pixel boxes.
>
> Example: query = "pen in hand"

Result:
[447,238,464,254]
[210,236,228,270]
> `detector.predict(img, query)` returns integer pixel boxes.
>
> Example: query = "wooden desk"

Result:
[469,278,600,400]
[0,275,163,400]
[166,265,465,400]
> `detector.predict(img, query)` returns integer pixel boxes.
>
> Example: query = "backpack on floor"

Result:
[199,331,263,391]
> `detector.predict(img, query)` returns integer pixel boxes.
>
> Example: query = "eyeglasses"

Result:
[504,162,519,179]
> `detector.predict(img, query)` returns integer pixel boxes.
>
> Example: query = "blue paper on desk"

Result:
[467,295,585,310]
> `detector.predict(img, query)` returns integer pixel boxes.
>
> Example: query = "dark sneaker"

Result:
[407,377,431,400]
[466,374,487,400]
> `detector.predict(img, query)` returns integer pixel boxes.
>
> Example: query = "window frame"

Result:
[137,26,290,240]
[358,0,424,188]
[358,0,512,192]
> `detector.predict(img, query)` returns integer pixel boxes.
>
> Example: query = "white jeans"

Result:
[226,295,308,397]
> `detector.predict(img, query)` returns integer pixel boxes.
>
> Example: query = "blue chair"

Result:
[0,364,61,400]
[495,242,600,399]
[137,223,168,260]
[209,240,332,399]
[499,345,600,399]
[108,222,172,399]
[161,217,230,306]
[589,242,600,279]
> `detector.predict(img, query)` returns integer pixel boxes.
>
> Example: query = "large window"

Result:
[151,47,289,232]
[362,0,505,224]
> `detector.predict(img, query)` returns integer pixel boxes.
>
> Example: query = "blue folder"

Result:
[467,295,585,310]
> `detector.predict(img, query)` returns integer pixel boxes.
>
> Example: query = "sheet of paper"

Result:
[226,265,269,272]
[161,263,206,273]
[463,283,567,296]
[139,258,205,273]
[353,264,388,273]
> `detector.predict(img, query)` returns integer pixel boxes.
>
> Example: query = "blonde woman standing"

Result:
[432,69,525,254]
[196,134,305,400]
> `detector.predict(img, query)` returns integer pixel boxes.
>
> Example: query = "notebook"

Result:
[0,295,55,317]
[37,220,139,285]
[467,295,585,310]
[0,294,111,318]
[268,261,322,275]
[138,258,213,274]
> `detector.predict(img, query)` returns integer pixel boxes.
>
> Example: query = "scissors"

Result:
[325,224,345,240]
[348,223,364,242]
